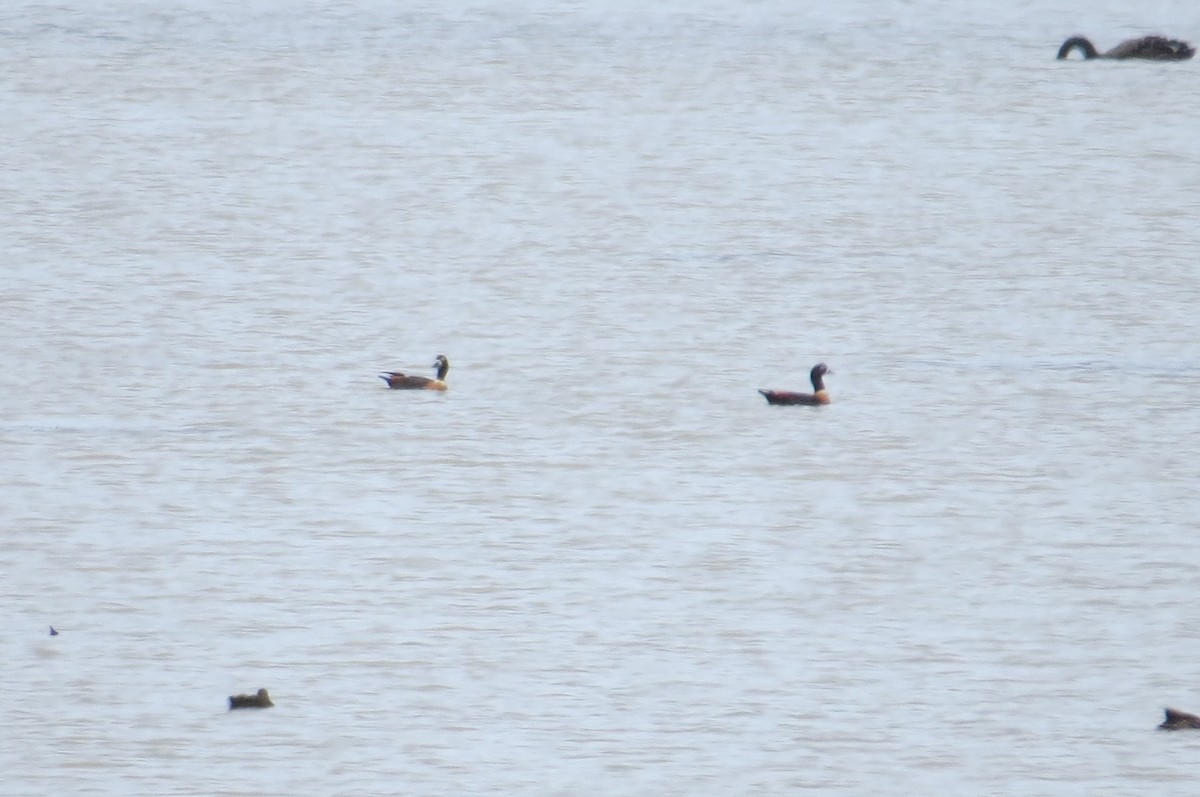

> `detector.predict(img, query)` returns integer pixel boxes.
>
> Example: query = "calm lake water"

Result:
[4,0,1200,794]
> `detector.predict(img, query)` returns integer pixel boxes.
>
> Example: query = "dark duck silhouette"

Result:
[1158,707,1200,730]
[229,688,274,710]
[379,354,449,391]
[759,363,832,406]
[1057,35,1194,61]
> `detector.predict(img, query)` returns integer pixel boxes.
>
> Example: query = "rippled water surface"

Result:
[4,1,1200,794]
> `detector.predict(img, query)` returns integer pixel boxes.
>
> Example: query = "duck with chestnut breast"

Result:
[759,363,832,406]
[379,355,449,391]
[1056,35,1194,61]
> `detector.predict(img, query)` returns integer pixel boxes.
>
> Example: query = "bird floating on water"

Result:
[759,363,833,406]
[1159,707,1200,730]
[379,354,449,391]
[229,688,274,710]
[1056,35,1194,61]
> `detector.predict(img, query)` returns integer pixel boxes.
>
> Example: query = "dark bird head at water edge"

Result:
[1159,707,1200,730]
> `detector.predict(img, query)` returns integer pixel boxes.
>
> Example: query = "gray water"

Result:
[4,1,1200,794]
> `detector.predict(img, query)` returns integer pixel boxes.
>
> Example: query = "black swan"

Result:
[1057,35,1194,61]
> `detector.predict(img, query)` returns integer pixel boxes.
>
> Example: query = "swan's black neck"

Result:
[1058,37,1100,59]
[435,359,449,380]
[810,370,826,392]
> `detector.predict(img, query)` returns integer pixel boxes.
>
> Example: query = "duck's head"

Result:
[809,362,832,391]
[433,354,449,380]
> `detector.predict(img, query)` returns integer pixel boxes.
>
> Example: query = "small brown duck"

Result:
[379,354,449,391]
[1158,707,1200,730]
[759,363,832,406]
[1056,35,1194,61]
[228,688,274,710]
